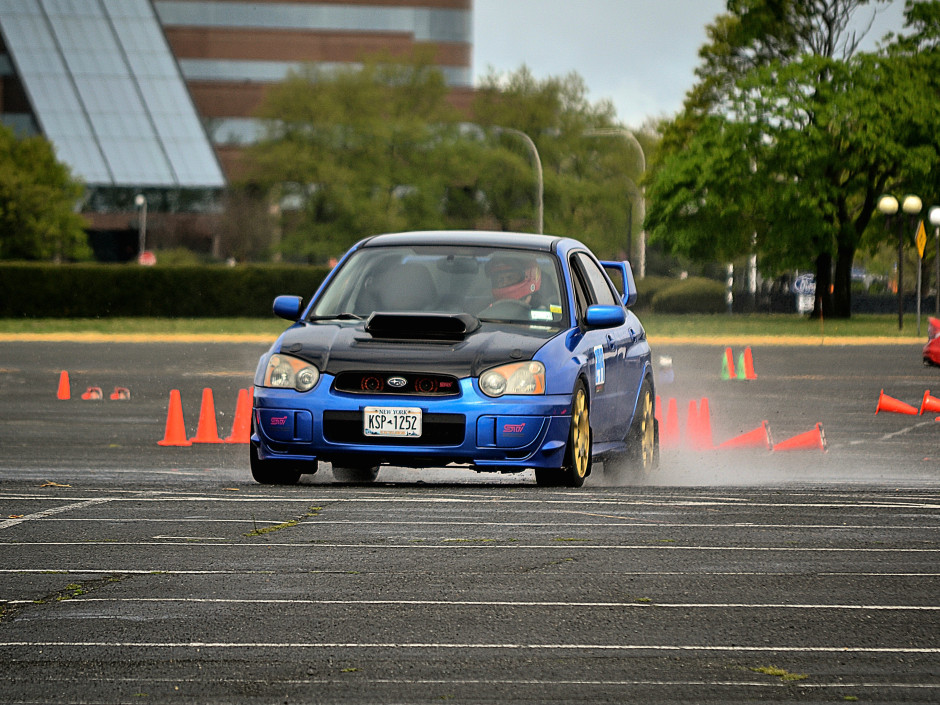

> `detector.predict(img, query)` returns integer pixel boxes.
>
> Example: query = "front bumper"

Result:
[252,376,573,472]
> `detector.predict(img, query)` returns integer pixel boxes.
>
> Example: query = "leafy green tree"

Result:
[0,125,89,261]
[473,67,652,259]
[244,51,466,261]
[647,0,940,317]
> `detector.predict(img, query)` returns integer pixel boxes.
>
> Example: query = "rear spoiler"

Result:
[601,260,638,308]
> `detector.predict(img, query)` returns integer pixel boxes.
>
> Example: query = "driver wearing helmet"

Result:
[486,256,542,304]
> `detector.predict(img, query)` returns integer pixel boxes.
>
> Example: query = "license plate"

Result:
[363,407,422,437]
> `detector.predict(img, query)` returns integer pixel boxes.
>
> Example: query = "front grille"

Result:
[323,410,465,446]
[333,372,460,396]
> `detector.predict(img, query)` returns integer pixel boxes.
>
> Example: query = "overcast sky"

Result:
[473,0,908,128]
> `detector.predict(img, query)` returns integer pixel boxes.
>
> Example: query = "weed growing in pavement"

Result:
[750,665,808,682]
[244,506,322,538]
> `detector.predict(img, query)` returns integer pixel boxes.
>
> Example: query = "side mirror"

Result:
[585,304,626,329]
[273,295,304,321]
[601,260,638,308]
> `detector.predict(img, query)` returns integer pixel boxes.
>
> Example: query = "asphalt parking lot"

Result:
[1,339,938,703]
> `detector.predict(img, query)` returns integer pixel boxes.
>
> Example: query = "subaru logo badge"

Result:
[387,376,407,388]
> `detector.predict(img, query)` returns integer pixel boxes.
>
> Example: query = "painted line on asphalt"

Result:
[4,568,938,577]
[4,541,939,553]
[23,518,940,531]
[24,675,940,692]
[0,641,937,654]
[2,494,939,509]
[0,498,113,531]
[23,597,940,611]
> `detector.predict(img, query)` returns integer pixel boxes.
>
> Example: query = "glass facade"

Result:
[0,0,224,188]
[155,1,471,44]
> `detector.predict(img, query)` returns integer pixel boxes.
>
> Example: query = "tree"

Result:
[646,0,940,317]
[244,56,654,263]
[0,125,89,261]
[243,51,467,261]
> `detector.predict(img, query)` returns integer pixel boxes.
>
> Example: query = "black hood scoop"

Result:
[365,312,480,342]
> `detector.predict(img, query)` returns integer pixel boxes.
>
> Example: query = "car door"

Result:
[569,252,635,443]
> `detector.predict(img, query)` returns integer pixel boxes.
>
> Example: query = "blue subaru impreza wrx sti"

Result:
[251,230,657,486]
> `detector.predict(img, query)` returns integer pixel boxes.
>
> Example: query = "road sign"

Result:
[792,273,815,295]
[916,220,927,259]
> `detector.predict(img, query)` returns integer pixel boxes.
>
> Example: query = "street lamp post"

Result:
[492,127,543,234]
[877,195,901,329]
[878,194,922,330]
[903,195,923,332]
[930,206,940,316]
[135,193,147,258]
[583,128,647,277]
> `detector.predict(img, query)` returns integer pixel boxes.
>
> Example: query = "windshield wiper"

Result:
[307,313,364,322]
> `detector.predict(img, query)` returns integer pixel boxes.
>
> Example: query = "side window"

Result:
[572,253,619,307]
[569,259,591,322]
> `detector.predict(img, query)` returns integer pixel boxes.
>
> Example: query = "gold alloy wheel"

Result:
[639,388,655,471]
[571,386,590,479]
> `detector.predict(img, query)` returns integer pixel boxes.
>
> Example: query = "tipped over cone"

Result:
[224,388,252,444]
[80,386,103,400]
[56,370,70,400]
[875,389,918,415]
[190,388,223,443]
[158,389,191,447]
[919,390,940,416]
[716,420,773,451]
[773,423,827,452]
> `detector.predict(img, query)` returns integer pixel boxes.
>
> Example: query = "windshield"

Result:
[310,245,566,328]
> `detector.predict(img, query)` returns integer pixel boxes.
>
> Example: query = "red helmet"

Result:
[487,257,541,300]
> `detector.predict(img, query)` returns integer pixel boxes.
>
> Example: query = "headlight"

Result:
[263,354,320,392]
[479,361,545,397]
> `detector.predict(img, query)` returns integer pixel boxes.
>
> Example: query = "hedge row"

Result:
[0,263,725,318]
[0,263,331,318]
[635,276,726,314]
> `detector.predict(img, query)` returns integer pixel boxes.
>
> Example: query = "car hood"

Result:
[276,314,554,377]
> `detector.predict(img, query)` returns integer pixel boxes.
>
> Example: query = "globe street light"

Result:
[903,195,923,332]
[134,193,148,259]
[930,205,940,316]
[877,195,902,329]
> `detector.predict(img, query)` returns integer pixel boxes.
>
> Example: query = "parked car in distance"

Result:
[251,230,657,486]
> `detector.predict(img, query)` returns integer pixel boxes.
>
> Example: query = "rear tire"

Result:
[615,376,658,480]
[249,443,303,485]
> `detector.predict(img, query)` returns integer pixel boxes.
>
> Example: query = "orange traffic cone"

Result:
[716,420,773,450]
[57,370,70,400]
[695,397,714,450]
[684,399,699,449]
[773,423,827,452]
[742,346,757,380]
[224,388,252,444]
[109,386,131,400]
[721,347,736,380]
[875,389,918,415]
[190,388,223,443]
[660,397,680,448]
[158,389,191,447]
[918,390,940,415]
[81,386,103,400]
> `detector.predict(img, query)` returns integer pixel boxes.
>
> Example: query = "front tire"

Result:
[536,380,591,488]
[249,443,303,485]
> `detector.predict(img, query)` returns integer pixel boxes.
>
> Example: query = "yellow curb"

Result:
[0,333,275,343]
[649,335,923,346]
